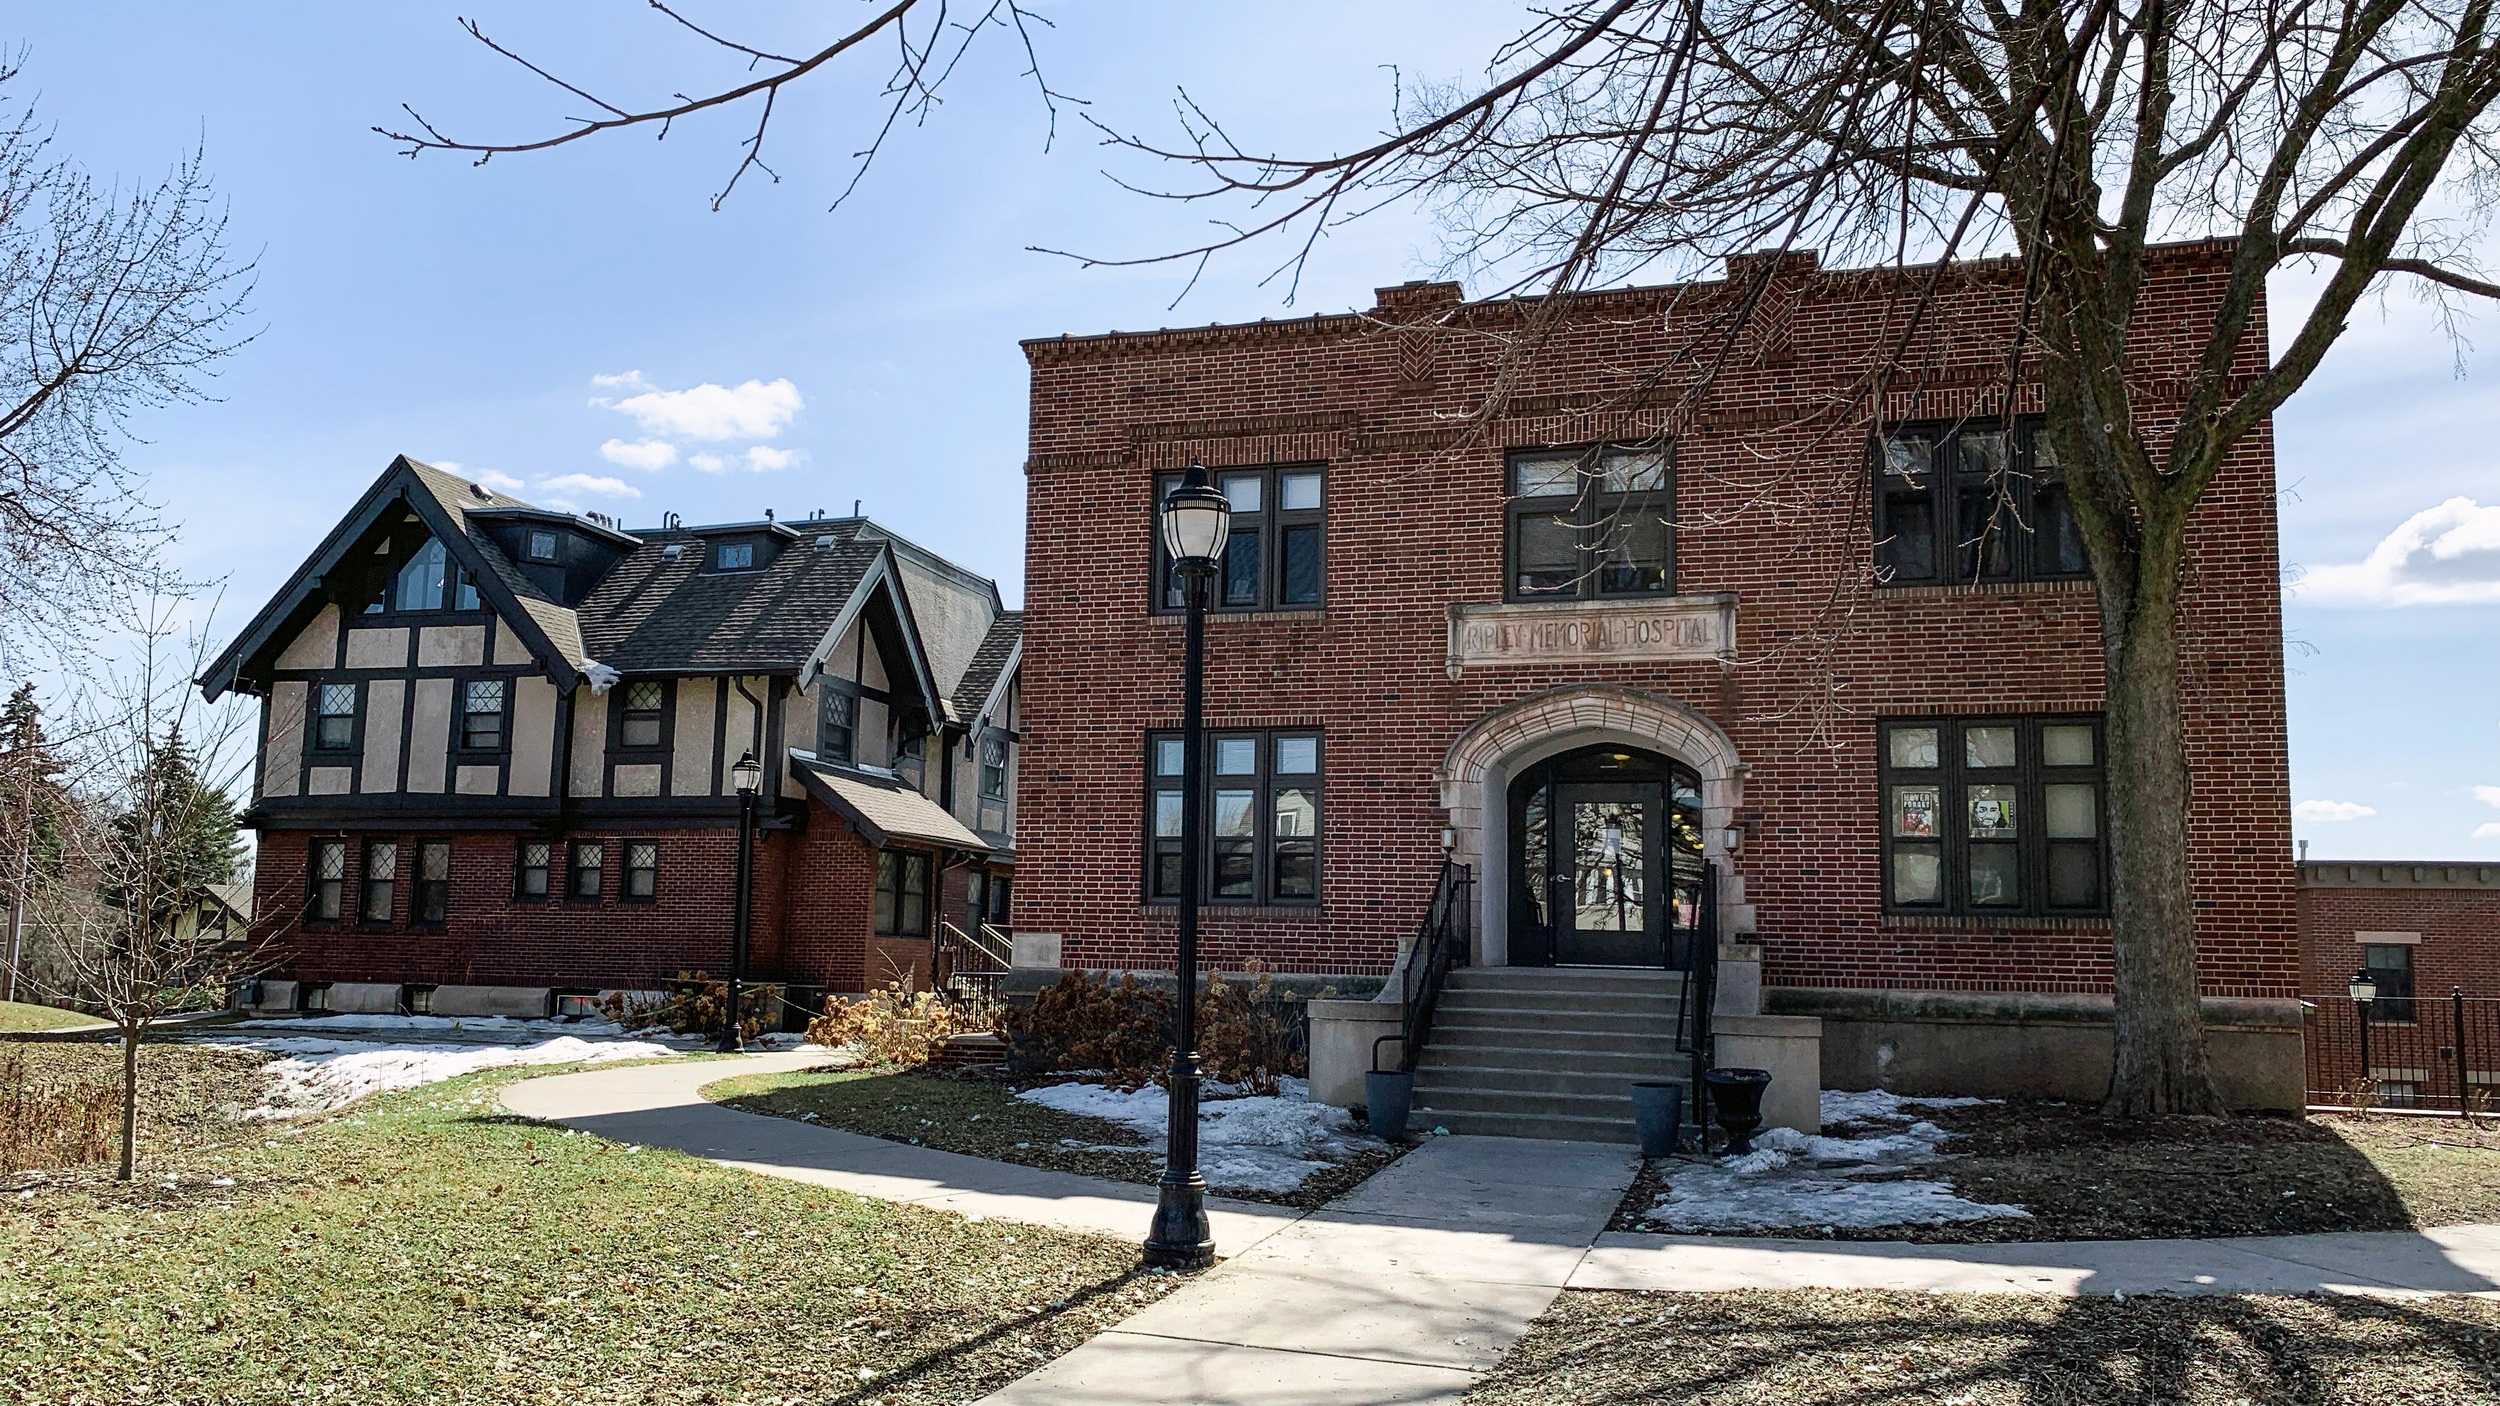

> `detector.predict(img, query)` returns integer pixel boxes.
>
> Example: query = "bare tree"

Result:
[387,2,2500,1115]
[0,55,256,671]
[29,601,258,1180]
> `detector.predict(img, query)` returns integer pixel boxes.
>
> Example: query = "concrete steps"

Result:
[1409,966,1694,1144]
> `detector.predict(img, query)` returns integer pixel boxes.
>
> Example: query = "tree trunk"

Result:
[117,1026,139,1181]
[2099,524,2229,1117]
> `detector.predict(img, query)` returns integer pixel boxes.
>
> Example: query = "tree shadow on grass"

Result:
[1471,1289,2500,1404]
[816,1264,1166,1405]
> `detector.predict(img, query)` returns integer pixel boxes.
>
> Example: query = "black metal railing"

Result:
[1676,861,1722,1141]
[1377,859,1473,1075]
[2306,987,2500,1113]
[935,921,1013,1002]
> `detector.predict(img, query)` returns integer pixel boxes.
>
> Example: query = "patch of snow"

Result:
[1820,1087,1994,1127]
[1016,1076,1378,1194]
[1645,1087,2025,1233]
[206,1032,677,1120]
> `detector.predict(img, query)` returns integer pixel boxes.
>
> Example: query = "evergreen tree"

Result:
[100,725,241,930]
[0,682,68,1002]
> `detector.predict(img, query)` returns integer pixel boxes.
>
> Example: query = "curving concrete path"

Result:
[503,1053,2500,1406]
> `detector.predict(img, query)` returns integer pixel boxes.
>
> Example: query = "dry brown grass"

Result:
[0,1050,118,1172]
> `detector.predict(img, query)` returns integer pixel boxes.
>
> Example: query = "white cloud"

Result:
[2477,822,2500,839]
[590,370,651,390]
[2474,785,2500,808]
[744,445,798,471]
[2293,497,2500,606]
[687,452,730,474]
[2293,799,2378,822]
[597,377,802,441]
[599,438,678,470]
[537,473,642,500]
[474,469,526,493]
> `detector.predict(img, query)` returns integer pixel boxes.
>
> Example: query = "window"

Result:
[715,542,755,571]
[980,733,1008,801]
[313,683,359,752]
[1146,729,1322,905]
[362,840,398,923]
[415,841,451,924]
[461,679,508,752]
[618,681,666,750]
[527,529,559,562]
[308,838,346,920]
[1154,466,1325,612]
[1879,716,2106,917]
[369,537,483,614]
[818,686,857,765]
[1875,421,2088,586]
[515,841,552,899]
[984,872,1011,927]
[623,841,658,902]
[1505,444,1674,601]
[894,729,926,791]
[569,841,604,901]
[874,849,932,936]
[2363,943,2417,1023]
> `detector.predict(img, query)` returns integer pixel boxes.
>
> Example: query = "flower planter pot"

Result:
[1703,1066,1773,1156]
[1365,1070,1414,1140]
[1630,1081,1684,1158]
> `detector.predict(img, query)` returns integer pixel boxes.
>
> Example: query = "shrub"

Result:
[1,1051,119,1173]
[597,972,770,1043]
[808,981,998,1068]
[1002,963,1319,1093]
[1198,963,1314,1095]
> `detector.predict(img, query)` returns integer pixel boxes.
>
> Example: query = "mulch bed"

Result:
[1608,1101,2500,1241]
[1468,1289,2500,1405]
[3,1043,274,1184]
[709,1063,1405,1209]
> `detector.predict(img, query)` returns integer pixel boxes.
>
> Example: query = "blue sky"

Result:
[11,4,2498,860]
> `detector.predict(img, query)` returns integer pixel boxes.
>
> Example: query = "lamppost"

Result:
[1145,459,1229,1272]
[719,749,764,1054]
[2349,968,2378,1107]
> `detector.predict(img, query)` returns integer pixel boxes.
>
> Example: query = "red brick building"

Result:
[2299,859,2500,1000]
[203,457,1021,1019]
[1013,243,2302,1114]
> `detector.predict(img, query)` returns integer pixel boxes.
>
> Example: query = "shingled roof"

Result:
[950,610,1022,724]
[576,521,885,673]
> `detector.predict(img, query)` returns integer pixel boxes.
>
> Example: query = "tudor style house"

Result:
[1015,242,2303,1134]
[202,456,1020,1018]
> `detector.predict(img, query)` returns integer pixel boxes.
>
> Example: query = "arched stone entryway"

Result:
[1436,685,1746,966]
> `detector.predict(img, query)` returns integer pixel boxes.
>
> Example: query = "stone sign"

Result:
[1446,595,1737,675]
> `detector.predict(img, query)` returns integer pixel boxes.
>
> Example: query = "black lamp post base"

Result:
[1142,1182,1214,1271]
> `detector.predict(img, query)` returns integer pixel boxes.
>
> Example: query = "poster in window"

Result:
[1969,785,2018,839]
[1891,785,1939,838]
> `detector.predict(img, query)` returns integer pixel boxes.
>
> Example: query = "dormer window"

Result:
[527,530,559,562]
[715,542,756,571]
[366,537,481,614]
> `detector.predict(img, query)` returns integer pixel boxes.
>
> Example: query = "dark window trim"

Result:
[456,674,512,757]
[611,679,673,755]
[526,529,561,563]
[621,838,660,904]
[306,837,347,923]
[1872,417,2091,588]
[1143,727,1323,907]
[873,847,934,937]
[979,728,1010,802]
[413,839,453,925]
[1877,714,2108,918]
[361,535,489,619]
[360,837,400,926]
[514,839,554,901]
[567,839,606,904]
[818,679,862,766]
[2361,943,2419,1024]
[1150,464,1327,615]
[308,679,365,757]
[1502,441,1677,603]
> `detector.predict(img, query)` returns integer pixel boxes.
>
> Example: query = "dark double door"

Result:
[1510,747,1705,968]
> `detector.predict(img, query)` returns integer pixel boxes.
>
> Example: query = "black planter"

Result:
[1702,1067,1773,1156]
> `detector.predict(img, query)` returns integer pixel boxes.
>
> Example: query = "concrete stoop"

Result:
[1409,967,1690,1143]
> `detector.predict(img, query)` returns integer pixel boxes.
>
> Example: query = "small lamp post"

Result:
[1144,460,1229,1272]
[2349,968,2377,1106]
[719,749,764,1054]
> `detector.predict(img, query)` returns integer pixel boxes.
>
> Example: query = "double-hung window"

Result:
[617,681,667,751]
[1505,444,1674,600]
[623,841,659,902]
[308,838,346,920]
[1880,716,2106,917]
[313,683,359,753]
[569,841,604,901]
[1155,466,1325,612]
[414,841,452,924]
[1146,729,1322,905]
[515,841,552,899]
[1875,421,2089,586]
[874,850,932,936]
[461,679,507,753]
[818,685,858,765]
[2362,943,2418,1023]
[362,840,398,923]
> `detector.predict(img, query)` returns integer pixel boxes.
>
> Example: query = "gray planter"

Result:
[1365,1070,1414,1140]
[1630,1081,1683,1157]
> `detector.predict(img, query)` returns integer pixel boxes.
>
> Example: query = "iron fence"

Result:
[2304,988,2500,1114]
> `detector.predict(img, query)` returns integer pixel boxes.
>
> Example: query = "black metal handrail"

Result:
[1676,861,1722,1144]
[935,920,1011,1001]
[1375,859,1473,1075]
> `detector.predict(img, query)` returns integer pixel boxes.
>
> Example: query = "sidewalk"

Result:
[504,1055,2500,1406]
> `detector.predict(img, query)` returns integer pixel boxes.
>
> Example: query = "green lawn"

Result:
[1472,1289,2500,1404]
[0,1000,97,1033]
[1,1052,1174,1405]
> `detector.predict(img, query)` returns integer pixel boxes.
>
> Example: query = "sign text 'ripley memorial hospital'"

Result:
[1446,596,1739,674]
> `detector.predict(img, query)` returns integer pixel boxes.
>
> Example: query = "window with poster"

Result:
[1878,716,2107,917]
